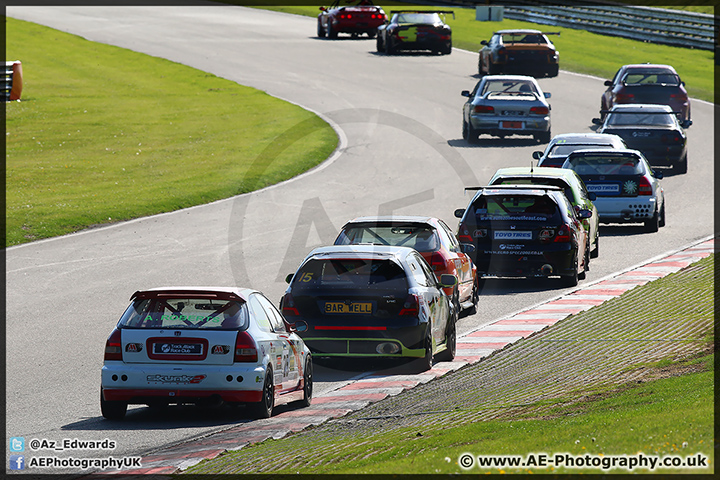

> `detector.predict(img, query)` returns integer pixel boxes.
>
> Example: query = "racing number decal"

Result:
[298,272,314,283]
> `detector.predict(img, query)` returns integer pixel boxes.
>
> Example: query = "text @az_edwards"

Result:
[458,452,709,472]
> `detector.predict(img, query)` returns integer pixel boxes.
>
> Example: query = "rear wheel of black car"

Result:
[384,38,395,55]
[561,255,579,287]
[548,64,559,77]
[441,41,452,55]
[250,369,274,419]
[317,20,326,38]
[436,318,456,362]
[674,155,687,174]
[414,331,433,372]
[367,29,377,39]
[644,209,660,233]
[376,34,384,52]
[100,390,127,420]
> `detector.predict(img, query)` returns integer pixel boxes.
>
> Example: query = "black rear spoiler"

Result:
[390,10,455,19]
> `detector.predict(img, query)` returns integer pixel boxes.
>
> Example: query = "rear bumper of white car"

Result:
[101,362,266,403]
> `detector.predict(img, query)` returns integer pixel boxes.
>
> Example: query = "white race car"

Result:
[101,287,312,420]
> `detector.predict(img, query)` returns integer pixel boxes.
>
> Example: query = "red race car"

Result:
[318,0,387,39]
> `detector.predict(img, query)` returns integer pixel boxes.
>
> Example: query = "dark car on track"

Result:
[317,0,387,39]
[532,133,627,168]
[487,167,600,259]
[376,10,453,55]
[600,63,691,123]
[562,148,666,233]
[593,104,689,174]
[478,29,560,77]
[281,245,458,372]
[334,216,478,315]
[454,185,591,287]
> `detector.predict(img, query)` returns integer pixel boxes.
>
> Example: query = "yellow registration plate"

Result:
[324,302,373,315]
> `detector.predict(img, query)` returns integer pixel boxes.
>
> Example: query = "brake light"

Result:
[616,93,635,102]
[429,252,445,272]
[498,47,507,55]
[554,224,571,243]
[399,294,420,316]
[104,328,122,361]
[638,176,653,195]
[669,93,686,100]
[457,222,473,243]
[281,293,299,317]
[234,331,258,362]
[530,106,549,115]
[661,133,682,143]
[474,105,495,114]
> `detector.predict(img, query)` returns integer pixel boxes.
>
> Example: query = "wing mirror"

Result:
[591,118,603,125]
[461,90,470,97]
[285,273,294,284]
[287,320,308,333]
[544,92,551,99]
[532,151,543,160]
[460,243,475,254]
[653,170,663,180]
[454,208,465,218]
[439,274,458,288]
[603,80,612,87]
[480,40,488,46]
[682,120,692,129]
[576,209,593,219]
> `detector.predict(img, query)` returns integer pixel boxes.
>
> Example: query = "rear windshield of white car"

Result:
[472,194,561,221]
[118,298,249,330]
[548,144,615,157]
[292,258,409,290]
[566,155,644,176]
[483,80,537,97]
[336,225,440,252]
[606,112,674,126]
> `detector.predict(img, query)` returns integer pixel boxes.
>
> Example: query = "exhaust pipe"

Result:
[621,209,633,221]
[540,264,554,276]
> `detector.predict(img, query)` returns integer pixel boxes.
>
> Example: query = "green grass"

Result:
[5,18,338,246]
[254,4,714,103]
[188,354,714,475]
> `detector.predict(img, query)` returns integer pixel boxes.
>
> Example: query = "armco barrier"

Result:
[4,60,23,101]
[415,0,716,51]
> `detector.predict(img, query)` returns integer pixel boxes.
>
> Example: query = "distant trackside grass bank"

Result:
[253,4,713,103]
[5,18,337,246]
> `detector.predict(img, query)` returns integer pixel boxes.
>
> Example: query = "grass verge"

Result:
[5,18,338,246]
[252,4,714,103]
[185,255,714,475]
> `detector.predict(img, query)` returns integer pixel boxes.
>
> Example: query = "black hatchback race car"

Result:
[454,185,591,287]
[376,10,453,55]
[593,104,689,174]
